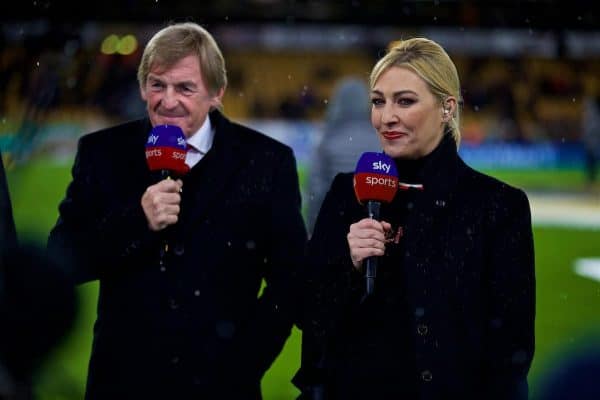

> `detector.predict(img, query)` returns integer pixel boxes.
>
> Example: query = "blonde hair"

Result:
[137,22,227,96]
[370,37,462,147]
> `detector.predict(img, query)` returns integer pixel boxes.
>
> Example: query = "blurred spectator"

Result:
[305,76,380,234]
[582,93,600,186]
[11,50,62,163]
[1,153,77,400]
[536,342,600,399]
[0,153,17,263]
[0,242,77,400]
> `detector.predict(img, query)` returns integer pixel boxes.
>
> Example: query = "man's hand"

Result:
[141,179,183,231]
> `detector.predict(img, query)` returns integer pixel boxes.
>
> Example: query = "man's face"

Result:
[140,54,224,138]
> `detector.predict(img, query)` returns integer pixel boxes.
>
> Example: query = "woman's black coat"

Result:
[296,137,535,399]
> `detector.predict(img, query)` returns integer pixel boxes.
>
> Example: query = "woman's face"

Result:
[370,66,448,159]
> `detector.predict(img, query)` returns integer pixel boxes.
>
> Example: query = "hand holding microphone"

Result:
[351,152,399,295]
[347,219,392,269]
[142,178,183,231]
[142,125,189,232]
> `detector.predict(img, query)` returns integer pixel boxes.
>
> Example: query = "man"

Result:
[48,22,307,399]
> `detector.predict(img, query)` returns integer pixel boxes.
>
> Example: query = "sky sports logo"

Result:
[365,175,397,188]
[354,152,398,204]
[146,125,187,149]
[371,160,391,173]
[145,148,186,160]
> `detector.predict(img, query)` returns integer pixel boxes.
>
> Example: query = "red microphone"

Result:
[145,125,189,178]
[353,152,399,295]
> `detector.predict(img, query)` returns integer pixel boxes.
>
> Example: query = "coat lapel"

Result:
[181,111,244,226]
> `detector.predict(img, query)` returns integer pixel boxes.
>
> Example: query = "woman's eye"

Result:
[397,98,415,106]
[371,98,384,106]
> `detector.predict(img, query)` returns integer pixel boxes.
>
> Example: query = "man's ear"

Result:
[209,87,225,108]
[140,84,147,102]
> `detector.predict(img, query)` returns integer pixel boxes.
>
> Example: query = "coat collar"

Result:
[395,135,464,264]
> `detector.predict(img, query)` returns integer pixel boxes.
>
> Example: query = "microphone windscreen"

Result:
[353,152,399,204]
[145,125,189,176]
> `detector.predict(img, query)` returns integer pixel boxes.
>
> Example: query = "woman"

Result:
[295,38,535,399]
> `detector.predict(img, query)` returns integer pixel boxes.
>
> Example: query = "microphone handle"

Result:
[365,200,381,295]
[158,169,175,265]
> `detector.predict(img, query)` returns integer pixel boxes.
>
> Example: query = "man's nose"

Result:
[161,87,178,108]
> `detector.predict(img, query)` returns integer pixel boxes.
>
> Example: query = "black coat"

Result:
[295,136,535,400]
[48,110,307,399]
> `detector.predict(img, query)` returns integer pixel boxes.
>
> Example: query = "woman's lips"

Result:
[382,131,406,140]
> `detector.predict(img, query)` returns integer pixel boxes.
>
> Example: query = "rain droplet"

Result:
[474,105,480,112]
[194,289,200,296]
[227,241,232,247]
[287,74,292,80]
[323,99,328,104]
[560,292,568,300]
[572,98,576,103]
[36,61,40,67]
[246,240,256,250]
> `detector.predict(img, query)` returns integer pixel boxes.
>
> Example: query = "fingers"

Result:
[347,218,391,269]
[141,179,183,231]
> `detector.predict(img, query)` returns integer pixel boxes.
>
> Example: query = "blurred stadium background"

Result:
[1,1,599,399]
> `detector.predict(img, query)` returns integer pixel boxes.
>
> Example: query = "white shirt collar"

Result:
[186,115,214,154]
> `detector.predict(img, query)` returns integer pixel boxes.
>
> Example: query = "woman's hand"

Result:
[347,218,392,270]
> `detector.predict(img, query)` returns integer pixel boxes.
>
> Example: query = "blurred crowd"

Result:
[0,24,599,153]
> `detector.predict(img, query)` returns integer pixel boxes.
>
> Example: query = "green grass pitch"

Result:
[5,159,600,399]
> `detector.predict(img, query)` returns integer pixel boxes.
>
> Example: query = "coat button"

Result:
[174,243,185,256]
[421,369,433,382]
[417,323,429,335]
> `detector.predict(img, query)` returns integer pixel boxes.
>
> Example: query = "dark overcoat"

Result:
[48,110,307,399]
[295,136,535,399]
